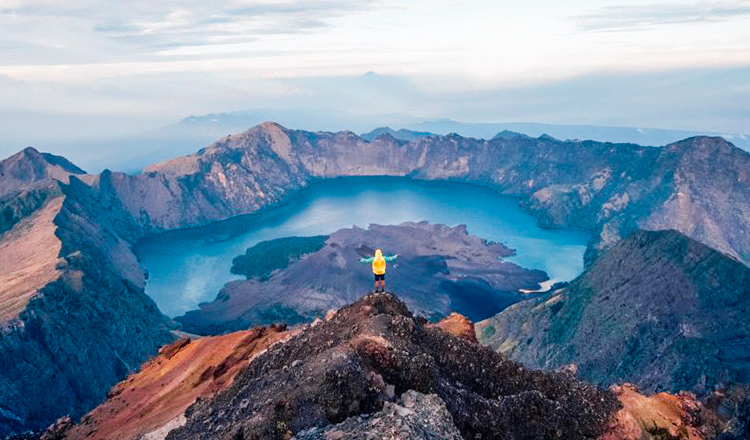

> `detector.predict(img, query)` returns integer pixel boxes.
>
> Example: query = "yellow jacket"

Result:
[372,249,386,275]
[359,249,399,275]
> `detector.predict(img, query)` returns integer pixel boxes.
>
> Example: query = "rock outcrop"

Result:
[175,222,546,335]
[427,312,478,343]
[167,293,619,440]
[477,229,750,395]
[54,296,733,440]
[602,384,722,440]
[292,390,463,440]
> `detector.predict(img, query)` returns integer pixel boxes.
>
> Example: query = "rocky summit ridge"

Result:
[51,293,733,440]
[166,293,619,440]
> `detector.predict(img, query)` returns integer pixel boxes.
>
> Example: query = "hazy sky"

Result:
[0,0,749,156]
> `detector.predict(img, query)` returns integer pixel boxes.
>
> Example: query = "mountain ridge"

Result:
[45,295,731,440]
[477,228,750,395]
[0,147,85,198]
[167,293,619,440]
[104,123,750,266]
[360,126,433,142]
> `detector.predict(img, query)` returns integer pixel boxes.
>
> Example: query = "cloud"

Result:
[0,0,385,63]
[574,1,750,31]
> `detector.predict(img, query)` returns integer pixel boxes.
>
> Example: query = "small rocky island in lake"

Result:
[175,221,548,334]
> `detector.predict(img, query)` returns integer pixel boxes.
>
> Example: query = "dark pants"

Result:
[374,273,386,292]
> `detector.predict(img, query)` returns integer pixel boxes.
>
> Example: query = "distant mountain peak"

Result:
[255,120,286,131]
[373,132,398,143]
[237,121,289,139]
[538,133,559,142]
[0,146,86,197]
[21,146,41,155]
[360,126,433,142]
[492,130,531,140]
[668,134,737,150]
[8,146,86,175]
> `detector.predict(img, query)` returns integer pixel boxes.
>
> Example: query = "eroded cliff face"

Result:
[477,229,750,396]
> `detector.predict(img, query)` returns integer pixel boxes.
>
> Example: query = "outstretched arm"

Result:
[384,254,399,262]
[359,257,375,264]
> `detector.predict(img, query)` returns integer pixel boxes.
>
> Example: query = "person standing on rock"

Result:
[360,249,398,293]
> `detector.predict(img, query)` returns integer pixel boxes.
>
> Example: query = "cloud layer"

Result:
[575,1,750,31]
[0,0,747,162]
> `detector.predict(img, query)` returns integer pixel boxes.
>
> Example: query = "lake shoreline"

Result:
[135,176,591,318]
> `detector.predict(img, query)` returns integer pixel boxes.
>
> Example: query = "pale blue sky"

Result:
[0,0,748,158]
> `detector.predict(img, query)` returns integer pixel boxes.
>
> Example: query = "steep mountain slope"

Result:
[477,229,750,395]
[64,325,292,440]
[0,197,63,322]
[176,222,546,335]
[0,152,174,436]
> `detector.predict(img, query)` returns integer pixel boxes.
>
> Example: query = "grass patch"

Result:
[231,235,328,281]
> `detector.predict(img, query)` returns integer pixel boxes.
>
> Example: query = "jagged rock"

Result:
[708,386,750,440]
[478,229,750,395]
[601,384,722,440]
[38,417,72,440]
[426,312,477,343]
[292,390,462,440]
[167,293,619,440]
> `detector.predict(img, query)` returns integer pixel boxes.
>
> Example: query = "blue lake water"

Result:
[135,177,591,317]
